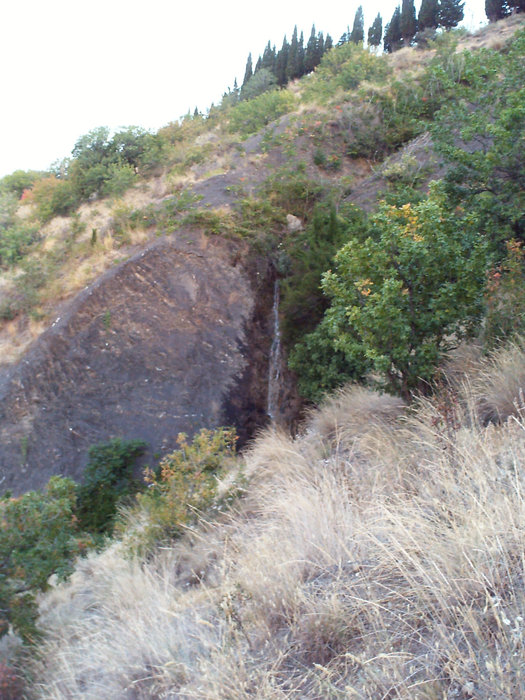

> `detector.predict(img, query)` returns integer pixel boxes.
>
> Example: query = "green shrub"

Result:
[76,438,147,535]
[303,43,390,103]
[0,170,46,199]
[102,163,137,197]
[30,176,80,222]
[130,428,238,549]
[281,201,365,346]
[289,316,369,403]
[0,222,39,268]
[228,89,295,137]
[346,83,427,160]
[320,185,489,398]
[0,477,92,642]
[240,68,277,101]
[262,165,324,219]
[484,239,525,348]
[432,31,525,248]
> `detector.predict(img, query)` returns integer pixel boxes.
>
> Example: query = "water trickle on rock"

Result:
[267,279,282,422]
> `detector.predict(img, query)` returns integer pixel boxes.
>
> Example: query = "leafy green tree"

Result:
[71,126,111,170]
[368,13,383,48]
[110,126,152,170]
[320,187,488,398]
[419,0,440,28]
[0,477,92,642]
[400,0,418,44]
[485,0,510,21]
[289,316,370,402]
[432,31,525,247]
[0,170,46,199]
[281,202,363,345]
[384,6,403,52]
[240,68,277,100]
[439,0,465,29]
[76,438,147,535]
[30,175,80,221]
[350,6,365,44]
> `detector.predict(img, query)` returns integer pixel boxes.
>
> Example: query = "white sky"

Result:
[0,0,487,178]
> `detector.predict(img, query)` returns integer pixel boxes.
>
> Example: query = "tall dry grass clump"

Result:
[29,342,525,699]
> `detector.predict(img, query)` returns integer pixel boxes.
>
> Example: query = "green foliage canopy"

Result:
[0,477,92,642]
[320,188,488,397]
[76,438,147,535]
[432,31,525,248]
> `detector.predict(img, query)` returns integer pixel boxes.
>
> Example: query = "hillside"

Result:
[0,13,524,699]
[26,342,525,698]
[1,16,523,487]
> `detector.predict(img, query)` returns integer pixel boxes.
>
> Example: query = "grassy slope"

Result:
[30,340,525,698]
[1,16,524,698]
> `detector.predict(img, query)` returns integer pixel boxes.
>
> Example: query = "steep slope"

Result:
[0,17,523,496]
[0,229,278,493]
[29,342,525,699]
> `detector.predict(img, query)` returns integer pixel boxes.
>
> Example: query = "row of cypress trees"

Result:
[384,0,465,53]
[239,0,465,92]
[241,25,335,92]
[232,0,522,102]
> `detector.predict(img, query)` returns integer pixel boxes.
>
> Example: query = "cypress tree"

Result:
[384,6,402,52]
[298,31,305,76]
[350,6,365,44]
[418,0,440,29]
[305,25,318,73]
[439,0,465,29]
[400,0,418,43]
[287,26,301,81]
[242,53,253,87]
[325,33,334,51]
[485,0,510,20]
[368,13,383,48]
[317,31,325,63]
[262,42,276,72]
[338,26,350,45]
[275,36,290,86]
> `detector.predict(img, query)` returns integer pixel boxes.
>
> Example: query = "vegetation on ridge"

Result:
[0,12,524,697]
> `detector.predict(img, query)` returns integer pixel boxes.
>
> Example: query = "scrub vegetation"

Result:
[0,10,524,698]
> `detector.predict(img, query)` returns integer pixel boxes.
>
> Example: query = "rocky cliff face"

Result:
[0,228,292,494]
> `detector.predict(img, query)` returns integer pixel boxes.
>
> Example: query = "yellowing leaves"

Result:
[355,278,373,296]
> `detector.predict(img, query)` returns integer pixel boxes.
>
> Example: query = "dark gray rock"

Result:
[0,228,279,493]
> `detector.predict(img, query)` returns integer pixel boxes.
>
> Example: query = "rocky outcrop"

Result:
[0,228,287,494]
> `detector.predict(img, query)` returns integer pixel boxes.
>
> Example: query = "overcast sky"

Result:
[0,0,487,178]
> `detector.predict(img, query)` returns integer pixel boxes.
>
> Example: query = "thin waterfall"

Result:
[267,279,281,422]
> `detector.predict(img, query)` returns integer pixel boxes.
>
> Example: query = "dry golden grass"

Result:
[27,341,525,699]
